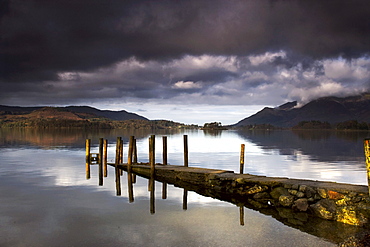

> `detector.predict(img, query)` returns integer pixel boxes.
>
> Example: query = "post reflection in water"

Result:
[82,130,368,245]
[239,206,245,226]
[183,189,188,211]
[122,168,249,226]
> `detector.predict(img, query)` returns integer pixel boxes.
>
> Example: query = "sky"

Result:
[0,0,369,125]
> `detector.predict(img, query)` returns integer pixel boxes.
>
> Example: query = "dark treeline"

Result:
[236,123,278,130]
[0,118,199,129]
[235,120,370,131]
[293,120,370,130]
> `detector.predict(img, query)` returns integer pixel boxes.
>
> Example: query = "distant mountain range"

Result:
[233,93,370,128]
[0,105,148,121]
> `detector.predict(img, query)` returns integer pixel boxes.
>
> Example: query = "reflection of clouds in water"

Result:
[0,132,345,246]
[247,151,367,185]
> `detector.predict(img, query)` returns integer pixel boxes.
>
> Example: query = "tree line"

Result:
[0,118,199,129]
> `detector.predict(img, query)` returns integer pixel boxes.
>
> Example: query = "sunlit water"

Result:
[1,128,369,246]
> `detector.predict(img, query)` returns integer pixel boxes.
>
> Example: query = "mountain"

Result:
[233,93,370,128]
[0,105,148,121]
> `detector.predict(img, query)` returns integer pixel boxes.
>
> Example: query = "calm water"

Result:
[1,128,369,246]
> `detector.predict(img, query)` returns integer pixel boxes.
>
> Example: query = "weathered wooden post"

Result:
[119,137,123,175]
[115,137,121,196]
[127,136,134,202]
[240,144,245,174]
[128,136,134,172]
[132,138,137,184]
[184,135,188,167]
[98,138,103,186]
[103,139,108,177]
[162,136,168,199]
[364,139,370,195]
[150,135,156,214]
[163,136,167,165]
[85,139,91,179]
[133,138,138,163]
[149,135,155,191]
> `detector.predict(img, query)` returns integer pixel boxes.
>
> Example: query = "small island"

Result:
[201,122,228,130]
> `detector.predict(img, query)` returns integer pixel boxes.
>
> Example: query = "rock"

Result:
[293,198,309,211]
[288,189,298,195]
[291,184,299,190]
[279,195,295,207]
[317,188,327,199]
[336,206,366,226]
[283,184,292,189]
[296,191,305,198]
[307,197,315,202]
[270,187,289,199]
[246,185,268,194]
[253,192,270,199]
[328,190,345,200]
[310,199,337,220]
[299,185,307,192]
[305,186,316,198]
[348,192,357,198]
[235,178,245,184]
[248,199,266,209]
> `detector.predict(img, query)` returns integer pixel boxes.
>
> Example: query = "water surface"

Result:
[1,128,369,246]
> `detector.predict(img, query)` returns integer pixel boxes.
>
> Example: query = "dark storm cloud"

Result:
[1,0,369,83]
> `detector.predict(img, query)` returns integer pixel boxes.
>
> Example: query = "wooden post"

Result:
[119,137,123,164]
[162,136,167,165]
[240,144,245,174]
[103,139,108,177]
[162,136,167,199]
[132,138,137,183]
[127,136,134,202]
[149,135,156,214]
[364,139,370,195]
[85,139,91,179]
[115,137,120,162]
[149,135,155,191]
[119,137,123,176]
[183,135,188,167]
[127,136,134,172]
[98,138,103,186]
[150,135,155,169]
[115,137,121,196]
[133,138,138,164]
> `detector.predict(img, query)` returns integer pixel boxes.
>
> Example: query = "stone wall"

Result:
[119,163,370,227]
[208,173,370,227]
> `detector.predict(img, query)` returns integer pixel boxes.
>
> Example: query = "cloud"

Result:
[0,0,369,123]
[172,81,202,90]
[248,51,287,66]
[1,53,369,107]
[1,0,369,81]
[322,58,370,81]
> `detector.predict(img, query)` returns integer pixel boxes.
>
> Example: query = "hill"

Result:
[233,93,370,128]
[0,105,148,121]
[0,105,198,129]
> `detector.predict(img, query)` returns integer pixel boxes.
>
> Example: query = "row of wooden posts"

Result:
[85,134,246,222]
[85,135,247,182]
[86,137,370,196]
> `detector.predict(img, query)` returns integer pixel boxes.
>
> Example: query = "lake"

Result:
[1,128,369,246]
